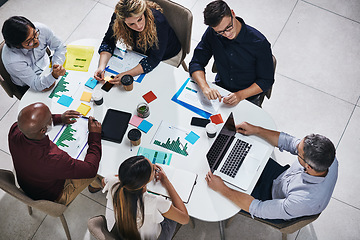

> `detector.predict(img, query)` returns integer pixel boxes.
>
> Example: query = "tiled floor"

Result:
[0,0,359,239]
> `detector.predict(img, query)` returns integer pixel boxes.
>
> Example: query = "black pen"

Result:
[81,116,97,122]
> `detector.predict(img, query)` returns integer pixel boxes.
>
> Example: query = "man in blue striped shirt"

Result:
[206,121,338,220]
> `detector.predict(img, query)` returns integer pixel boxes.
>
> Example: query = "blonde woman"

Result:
[94,0,181,84]
[103,155,189,239]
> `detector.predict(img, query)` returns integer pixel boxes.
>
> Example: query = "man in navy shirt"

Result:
[189,0,274,107]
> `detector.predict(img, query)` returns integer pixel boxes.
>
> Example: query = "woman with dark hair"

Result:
[103,155,189,240]
[94,0,181,85]
[1,16,66,92]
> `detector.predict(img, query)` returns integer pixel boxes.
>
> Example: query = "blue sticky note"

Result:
[138,120,153,133]
[185,131,200,145]
[85,77,98,89]
[57,95,73,107]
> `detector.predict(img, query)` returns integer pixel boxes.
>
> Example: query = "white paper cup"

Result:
[206,123,217,138]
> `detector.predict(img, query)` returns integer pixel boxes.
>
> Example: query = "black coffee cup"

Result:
[128,128,141,146]
[121,75,134,91]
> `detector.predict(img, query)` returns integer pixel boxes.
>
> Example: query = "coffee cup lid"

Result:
[206,123,217,133]
[121,75,134,85]
[92,90,103,100]
[128,128,141,140]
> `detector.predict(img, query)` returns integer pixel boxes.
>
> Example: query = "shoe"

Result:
[88,185,102,193]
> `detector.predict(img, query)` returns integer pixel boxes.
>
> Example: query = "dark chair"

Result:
[88,215,182,240]
[152,0,193,72]
[0,41,27,99]
[226,211,321,240]
[212,55,277,107]
[0,169,72,240]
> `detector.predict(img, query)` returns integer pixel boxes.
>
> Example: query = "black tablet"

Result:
[101,109,131,143]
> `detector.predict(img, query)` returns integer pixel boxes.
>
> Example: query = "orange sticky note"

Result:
[76,103,91,116]
[210,114,223,124]
[80,91,92,102]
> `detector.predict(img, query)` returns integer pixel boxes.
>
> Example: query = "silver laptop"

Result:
[206,112,271,191]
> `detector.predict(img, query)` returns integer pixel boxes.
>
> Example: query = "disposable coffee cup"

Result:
[206,123,217,138]
[92,90,103,105]
[128,128,141,146]
[121,74,134,91]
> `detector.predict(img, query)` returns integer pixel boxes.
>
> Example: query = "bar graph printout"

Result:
[52,117,89,159]
[151,121,194,157]
[48,72,82,100]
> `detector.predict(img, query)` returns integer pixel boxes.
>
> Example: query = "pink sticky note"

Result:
[129,115,143,127]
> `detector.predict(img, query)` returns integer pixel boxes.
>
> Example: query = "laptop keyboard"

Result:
[220,139,252,178]
[206,134,230,168]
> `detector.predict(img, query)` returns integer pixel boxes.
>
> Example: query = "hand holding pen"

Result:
[154,165,168,184]
[87,116,102,133]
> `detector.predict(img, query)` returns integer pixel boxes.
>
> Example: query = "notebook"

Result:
[101,109,131,143]
[206,112,272,191]
[147,164,197,204]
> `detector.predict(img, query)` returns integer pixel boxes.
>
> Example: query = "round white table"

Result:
[19,39,277,222]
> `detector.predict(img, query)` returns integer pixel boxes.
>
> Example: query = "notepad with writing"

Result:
[147,164,197,204]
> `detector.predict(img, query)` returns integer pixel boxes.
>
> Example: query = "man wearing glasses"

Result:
[206,121,338,221]
[2,16,66,92]
[189,0,274,107]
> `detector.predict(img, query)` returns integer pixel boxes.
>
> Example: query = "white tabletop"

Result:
[19,39,277,222]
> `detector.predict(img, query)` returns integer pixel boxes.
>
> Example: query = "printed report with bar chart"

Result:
[151,121,194,156]
[52,117,89,159]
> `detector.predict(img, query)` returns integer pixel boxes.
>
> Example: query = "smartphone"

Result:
[191,117,210,127]
[101,81,114,92]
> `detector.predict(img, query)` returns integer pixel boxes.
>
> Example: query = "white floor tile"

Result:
[332,106,360,209]
[0,0,97,43]
[0,101,19,154]
[273,1,360,104]
[65,2,115,44]
[310,198,360,240]
[0,88,17,121]
[0,192,46,240]
[263,74,354,147]
[308,0,360,23]
[32,194,106,240]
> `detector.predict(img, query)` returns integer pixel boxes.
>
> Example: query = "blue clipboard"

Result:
[171,78,212,119]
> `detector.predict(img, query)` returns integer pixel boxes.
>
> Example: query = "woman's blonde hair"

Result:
[113,0,163,52]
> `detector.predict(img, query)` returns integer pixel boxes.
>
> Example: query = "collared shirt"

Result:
[99,9,181,74]
[249,132,338,220]
[2,22,66,91]
[8,114,102,201]
[189,17,274,93]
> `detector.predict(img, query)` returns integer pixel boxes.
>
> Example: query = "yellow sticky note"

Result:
[80,91,92,102]
[76,103,91,116]
[104,76,112,81]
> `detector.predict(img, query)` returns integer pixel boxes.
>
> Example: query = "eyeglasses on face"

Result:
[215,15,234,36]
[25,28,40,47]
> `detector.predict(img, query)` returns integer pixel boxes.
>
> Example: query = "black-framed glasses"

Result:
[25,28,40,47]
[215,15,234,36]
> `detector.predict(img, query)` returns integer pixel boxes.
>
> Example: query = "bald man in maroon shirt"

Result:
[8,102,102,205]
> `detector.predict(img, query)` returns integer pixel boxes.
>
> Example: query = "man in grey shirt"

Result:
[206,121,338,220]
[1,16,66,92]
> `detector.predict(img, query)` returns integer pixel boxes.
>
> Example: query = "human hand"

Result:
[235,122,258,136]
[202,86,222,102]
[88,116,102,133]
[222,92,243,105]
[205,171,226,192]
[154,165,170,185]
[94,67,105,81]
[52,64,66,79]
[109,73,124,85]
[61,110,81,124]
